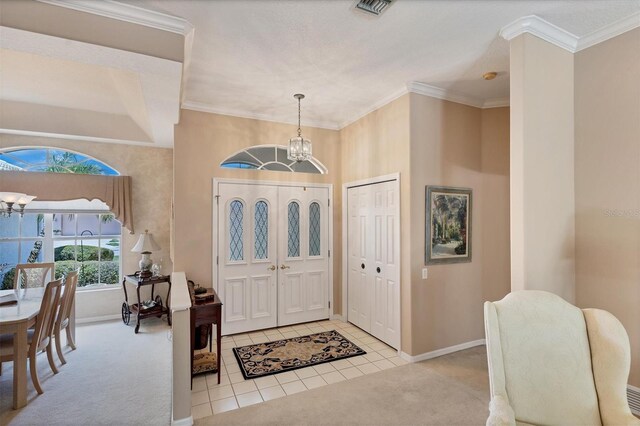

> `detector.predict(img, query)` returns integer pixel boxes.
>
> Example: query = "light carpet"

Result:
[197,345,490,425]
[0,318,172,426]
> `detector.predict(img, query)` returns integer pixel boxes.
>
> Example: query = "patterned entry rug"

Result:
[233,330,366,379]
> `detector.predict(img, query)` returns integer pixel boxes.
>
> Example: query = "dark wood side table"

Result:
[121,274,172,334]
[188,282,222,385]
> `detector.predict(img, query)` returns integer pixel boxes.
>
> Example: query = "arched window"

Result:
[0,147,119,175]
[287,201,300,258]
[309,202,321,256]
[254,201,268,260]
[229,200,244,261]
[0,147,122,290]
[220,145,327,175]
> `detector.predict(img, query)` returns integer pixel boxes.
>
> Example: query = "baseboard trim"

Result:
[330,314,345,321]
[400,339,486,363]
[76,314,121,324]
[171,415,193,426]
[628,384,640,415]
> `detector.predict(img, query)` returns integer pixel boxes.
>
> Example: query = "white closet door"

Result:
[347,185,371,332]
[278,186,330,326]
[347,180,400,349]
[369,181,400,348]
[218,183,278,335]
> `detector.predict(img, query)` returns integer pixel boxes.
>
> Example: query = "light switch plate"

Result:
[422,268,428,279]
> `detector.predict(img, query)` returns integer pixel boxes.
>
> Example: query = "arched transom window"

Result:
[0,147,119,175]
[221,145,327,175]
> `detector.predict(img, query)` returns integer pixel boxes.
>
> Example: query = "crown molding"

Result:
[184,85,510,133]
[576,11,640,52]
[338,86,409,129]
[500,13,640,54]
[0,128,173,149]
[37,0,193,35]
[407,81,486,108]
[482,97,510,108]
[182,101,341,131]
[499,15,579,53]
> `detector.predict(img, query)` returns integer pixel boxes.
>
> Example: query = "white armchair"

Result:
[484,290,639,426]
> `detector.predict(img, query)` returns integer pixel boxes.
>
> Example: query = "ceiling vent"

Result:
[354,0,394,16]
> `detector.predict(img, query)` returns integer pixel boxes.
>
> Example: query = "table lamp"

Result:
[131,229,160,278]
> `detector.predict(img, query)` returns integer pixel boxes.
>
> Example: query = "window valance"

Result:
[0,171,134,233]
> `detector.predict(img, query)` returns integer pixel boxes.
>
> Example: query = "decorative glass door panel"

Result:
[217,182,330,335]
[218,184,278,335]
[277,186,329,326]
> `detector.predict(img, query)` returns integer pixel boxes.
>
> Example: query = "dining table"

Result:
[0,287,74,409]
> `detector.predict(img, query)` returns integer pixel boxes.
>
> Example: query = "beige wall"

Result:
[409,94,511,355]
[575,28,640,387]
[509,33,576,302]
[340,94,510,355]
[173,109,343,312]
[340,95,412,353]
[0,133,173,318]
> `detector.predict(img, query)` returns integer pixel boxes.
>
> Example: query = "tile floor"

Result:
[191,319,408,419]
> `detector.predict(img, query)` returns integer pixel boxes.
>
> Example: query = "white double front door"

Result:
[347,179,401,349]
[216,182,330,335]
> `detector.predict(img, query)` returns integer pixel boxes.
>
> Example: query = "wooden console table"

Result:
[122,274,171,334]
[188,282,222,385]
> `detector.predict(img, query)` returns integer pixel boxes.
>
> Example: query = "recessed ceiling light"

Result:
[483,72,498,80]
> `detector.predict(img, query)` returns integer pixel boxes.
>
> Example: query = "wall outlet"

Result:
[422,268,428,279]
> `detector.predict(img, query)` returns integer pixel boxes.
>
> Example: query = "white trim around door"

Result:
[213,178,334,335]
[342,173,401,350]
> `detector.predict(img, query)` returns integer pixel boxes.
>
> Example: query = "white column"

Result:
[171,272,193,426]
[507,33,576,302]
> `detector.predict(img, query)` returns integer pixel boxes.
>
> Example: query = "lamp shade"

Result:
[0,192,27,203]
[131,230,160,253]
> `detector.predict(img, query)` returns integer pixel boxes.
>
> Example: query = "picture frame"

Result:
[425,186,472,265]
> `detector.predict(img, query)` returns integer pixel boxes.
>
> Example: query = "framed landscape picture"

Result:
[425,186,472,264]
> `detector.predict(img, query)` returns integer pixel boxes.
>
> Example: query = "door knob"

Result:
[376,267,381,273]
[361,263,365,269]
[280,264,290,270]
[268,265,276,271]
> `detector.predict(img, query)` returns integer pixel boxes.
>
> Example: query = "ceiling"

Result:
[1,0,639,146]
[0,2,183,148]
[133,0,640,129]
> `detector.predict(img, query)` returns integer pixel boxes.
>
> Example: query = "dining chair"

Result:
[0,279,63,395]
[54,270,78,365]
[13,263,55,289]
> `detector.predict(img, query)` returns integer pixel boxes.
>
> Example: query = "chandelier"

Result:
[287,93,312,162]
[0,192,37,217]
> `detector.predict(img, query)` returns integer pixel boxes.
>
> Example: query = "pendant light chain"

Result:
[297,96,302,137]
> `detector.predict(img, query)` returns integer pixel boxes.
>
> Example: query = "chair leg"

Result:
[55,329,67,365]
[65,326,76,350]
[47,344,59,374]
[30,352,43,395]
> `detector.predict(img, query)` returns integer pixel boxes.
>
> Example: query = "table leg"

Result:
[135,285,141,334]
[216,309,222,385]
[167,280,172,326]
[122,277,129,304]
[13,322,28,409]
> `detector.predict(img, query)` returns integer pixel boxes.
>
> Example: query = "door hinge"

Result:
[328,249,331,257]
[328,301,331,309]
[328,198,330,207]
[215,195,220,205]
[216,255,219,265]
